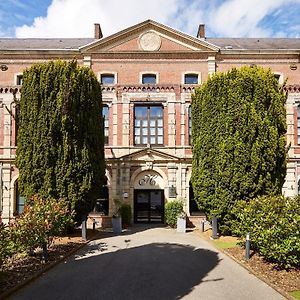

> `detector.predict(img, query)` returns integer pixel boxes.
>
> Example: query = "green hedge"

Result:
[232,195,300,269]
[165,200,184,227]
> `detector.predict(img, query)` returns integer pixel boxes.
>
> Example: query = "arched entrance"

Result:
[133,170,165,223]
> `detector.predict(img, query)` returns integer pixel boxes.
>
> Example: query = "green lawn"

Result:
[290,291,300,299]
[212,240,238,249]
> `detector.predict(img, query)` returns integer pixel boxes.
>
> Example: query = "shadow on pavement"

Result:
[12,240,221,300]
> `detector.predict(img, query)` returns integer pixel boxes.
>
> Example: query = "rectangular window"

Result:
[142,74,157,84]
[101,74,115,85]
[298,106,300,145]
[15,181,25,215]
[188,106,192,144]
[134,105,163,146]
[16,74,23,85]
[184,74,198,84]
[103,106,109,145]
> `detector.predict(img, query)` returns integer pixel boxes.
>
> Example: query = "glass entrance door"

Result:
[134,190,164,223]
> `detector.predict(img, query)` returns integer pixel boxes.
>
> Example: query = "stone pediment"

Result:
[119,148,180,162]
[80,19,219,53]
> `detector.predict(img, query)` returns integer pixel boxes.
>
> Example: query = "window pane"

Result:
[157,119,163,126]
[142,136,148,144]
[157,136,163,144]
[150,128,156,135]
[101,74,115,84]
[142,128,148,135]
[150,106,163,117]
[142,74,156,84]
[135,136,140,144]
[102,106,109,145]
[150,136,155,144]
[135,120,140,126]
[142,120,148,127]
[149,120,155,126]
[157,128,163,135]
[184,74,198,84]
[135,128,140,136]
[135,106,147,117]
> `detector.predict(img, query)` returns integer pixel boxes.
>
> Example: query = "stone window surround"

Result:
[98,71,118,85]
[14,73,23,85]
[273,72,284,85]
[182,72,201,85]
[139,72,159,85]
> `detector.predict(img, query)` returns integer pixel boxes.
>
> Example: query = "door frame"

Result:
[134,189,165,223]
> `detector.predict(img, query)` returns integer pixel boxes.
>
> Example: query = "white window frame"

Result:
[99,72,118,85]
[140,72,159,84]
[14,73,23,85]
[182,72,201,85]
[273,72,284,85]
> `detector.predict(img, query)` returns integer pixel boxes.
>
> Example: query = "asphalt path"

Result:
[10,226,285,300]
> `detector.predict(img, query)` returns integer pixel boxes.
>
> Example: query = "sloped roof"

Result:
[0,38,95,50]
[207,38,300,50]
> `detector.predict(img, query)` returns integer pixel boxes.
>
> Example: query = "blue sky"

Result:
[1,0,300,38]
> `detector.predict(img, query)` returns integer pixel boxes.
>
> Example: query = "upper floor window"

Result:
[297,105,300,145]
[142,73,157,84]
[134,105,163,146]
[16,74,23,85]
[188,106,192,145]
[103,105,109,145]
[100,74,115,85]
[273,72,283,85]
[184,73,199,84]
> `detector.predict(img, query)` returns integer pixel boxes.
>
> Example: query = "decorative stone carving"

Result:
[139,31,161,51]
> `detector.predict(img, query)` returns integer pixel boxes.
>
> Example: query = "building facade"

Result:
[0,20,299,225]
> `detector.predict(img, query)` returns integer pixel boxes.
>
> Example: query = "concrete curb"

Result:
[195,230,294,300]
[1,231,102,300]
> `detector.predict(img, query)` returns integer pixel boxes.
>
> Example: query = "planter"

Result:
[112,216,122,234]
[176,217,186,233]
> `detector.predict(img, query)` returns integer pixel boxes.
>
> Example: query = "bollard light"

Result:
[211,216,218,239]
[245,232,250,260]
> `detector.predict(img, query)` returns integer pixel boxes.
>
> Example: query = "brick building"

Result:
[0,20,299,225]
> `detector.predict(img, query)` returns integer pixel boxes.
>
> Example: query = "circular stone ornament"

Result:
[139,31,161,51]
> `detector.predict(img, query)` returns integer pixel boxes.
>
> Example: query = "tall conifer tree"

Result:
[16,60,105,223]
[191,66,287,233]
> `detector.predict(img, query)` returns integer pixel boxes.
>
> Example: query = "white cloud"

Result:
[207,0,300,37]
[16,0,180,38]
[14,0,300,38]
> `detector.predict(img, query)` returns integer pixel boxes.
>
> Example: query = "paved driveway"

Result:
[11,226,285,300]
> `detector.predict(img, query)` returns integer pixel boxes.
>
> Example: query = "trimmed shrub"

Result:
[165,199,184,227]
[119,203,132,226]
[232,195,300,269]
[191,66,287,234]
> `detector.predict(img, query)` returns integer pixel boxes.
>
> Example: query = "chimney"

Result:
[94,23,103,39]
[197,24,205,39]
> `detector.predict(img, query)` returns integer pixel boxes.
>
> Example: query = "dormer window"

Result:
[100,73,115,85]
[16,74,23,85]
[184,73,199,84]
[142,73,157,84]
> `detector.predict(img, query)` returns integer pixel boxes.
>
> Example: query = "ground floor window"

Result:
[189,182,201,215]
[15,181,25,215]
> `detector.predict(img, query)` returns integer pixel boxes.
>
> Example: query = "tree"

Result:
[16,60,105,223]
[191,66,287,233]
